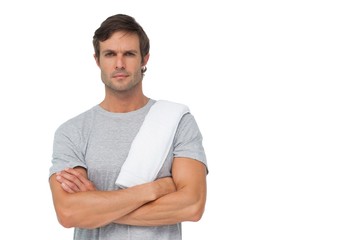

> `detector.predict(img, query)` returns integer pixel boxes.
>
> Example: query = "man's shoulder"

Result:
[55,106,97,134]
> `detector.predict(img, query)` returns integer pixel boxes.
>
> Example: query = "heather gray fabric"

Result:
[49,99,207,240]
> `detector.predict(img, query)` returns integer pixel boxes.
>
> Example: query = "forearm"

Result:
[58,188,152,228]
[50,175,172,229]
[114,186,206,226]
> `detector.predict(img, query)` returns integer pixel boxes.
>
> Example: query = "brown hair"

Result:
[93,14,150,73]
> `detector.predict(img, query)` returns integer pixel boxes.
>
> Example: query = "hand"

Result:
[56,168,96,193]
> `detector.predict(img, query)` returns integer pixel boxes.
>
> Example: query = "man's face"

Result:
[95,31,148,93]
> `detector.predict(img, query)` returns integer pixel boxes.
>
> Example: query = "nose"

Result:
[115,56,125,70]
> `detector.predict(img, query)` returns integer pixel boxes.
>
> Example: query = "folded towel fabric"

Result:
[115,100,190,188]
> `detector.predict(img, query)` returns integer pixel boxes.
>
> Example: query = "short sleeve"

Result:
[49,124,87,178]
[173,113,208,172]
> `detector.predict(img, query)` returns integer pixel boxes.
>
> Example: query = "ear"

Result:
[142,53,150,66]
[94,54,100,67]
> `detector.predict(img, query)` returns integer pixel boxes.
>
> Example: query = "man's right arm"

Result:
[49,168,175,229]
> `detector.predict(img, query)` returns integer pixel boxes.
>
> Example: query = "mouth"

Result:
[112,72,129,79]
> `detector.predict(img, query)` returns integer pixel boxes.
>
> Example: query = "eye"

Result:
[124,52,136,56]
[104,52,116,57]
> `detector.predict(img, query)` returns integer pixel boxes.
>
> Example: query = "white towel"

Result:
[115,100,190,188]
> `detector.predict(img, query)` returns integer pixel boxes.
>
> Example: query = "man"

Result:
[49,14,208,240]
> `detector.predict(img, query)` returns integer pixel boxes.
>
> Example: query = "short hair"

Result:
[93,14,150,67]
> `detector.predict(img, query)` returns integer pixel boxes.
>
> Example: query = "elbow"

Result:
[181,189,207,222]
[57,209,101,229]
[189,205,205,222]
[56,208,75,228]
[59,219,73,229]
[56,207,91,229]
[187,199,206,222]
[54,202,103,229]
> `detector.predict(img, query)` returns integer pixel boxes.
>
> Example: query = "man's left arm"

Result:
[114,157,207,226]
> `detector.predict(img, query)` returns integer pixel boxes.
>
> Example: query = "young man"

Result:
[49,14,208,240]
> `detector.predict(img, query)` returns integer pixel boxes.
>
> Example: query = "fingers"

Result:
[55,168,96,193]
[59,181,77,193]
[56,172,81,192]
[64,168,96,191]
[62,168,88,192]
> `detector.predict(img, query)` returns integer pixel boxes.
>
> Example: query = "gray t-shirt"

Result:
[49,99,207,240]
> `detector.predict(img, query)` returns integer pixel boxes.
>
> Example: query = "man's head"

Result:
[93,14,150,74]
[93,14,150,96]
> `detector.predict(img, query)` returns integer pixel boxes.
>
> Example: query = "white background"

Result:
[0,0,359,239]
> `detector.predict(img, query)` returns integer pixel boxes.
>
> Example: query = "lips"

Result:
[112,71,129,78]
[113,74,127,78]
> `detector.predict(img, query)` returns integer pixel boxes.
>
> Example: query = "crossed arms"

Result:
[49,157,207,229]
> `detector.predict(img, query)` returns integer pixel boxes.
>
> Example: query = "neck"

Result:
[100,85,149,113]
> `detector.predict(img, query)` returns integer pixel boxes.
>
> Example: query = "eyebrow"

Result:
[101,49,116,55]
[101,49,139,55]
